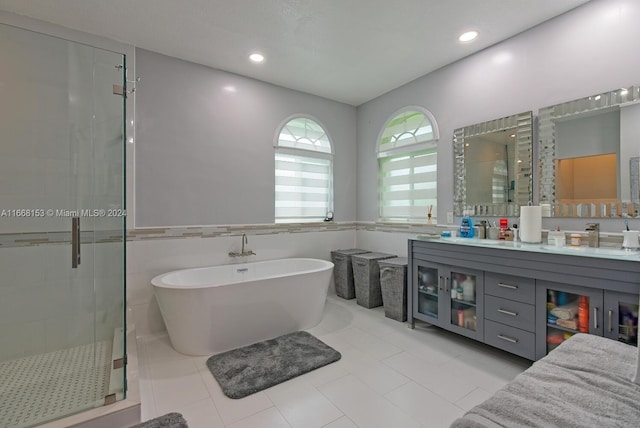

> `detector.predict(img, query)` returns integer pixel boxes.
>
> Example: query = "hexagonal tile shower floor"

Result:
[0,340,111,428]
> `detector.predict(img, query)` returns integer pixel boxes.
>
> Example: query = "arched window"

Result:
[275,116,333,223]
[377,107,439,222]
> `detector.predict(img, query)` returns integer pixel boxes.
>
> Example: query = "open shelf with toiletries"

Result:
[408,237,640,361]
[412,259,484,341]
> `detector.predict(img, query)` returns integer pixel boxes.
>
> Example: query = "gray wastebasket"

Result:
[351,252,396,308]
[378,257,408,322]
[330,249,370,299]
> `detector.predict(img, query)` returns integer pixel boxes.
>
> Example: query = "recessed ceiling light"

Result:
[249,53,265,63]
[459,31,478,43]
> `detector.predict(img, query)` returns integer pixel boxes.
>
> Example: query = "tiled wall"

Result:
[0,242,123,362]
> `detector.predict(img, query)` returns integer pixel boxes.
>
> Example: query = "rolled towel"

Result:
[550,301,578,320]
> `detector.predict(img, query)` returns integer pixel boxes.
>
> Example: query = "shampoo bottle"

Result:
[578,296,589,333]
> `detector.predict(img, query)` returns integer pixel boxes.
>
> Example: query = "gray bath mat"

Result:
[129,412,188,428]
[206,331,341,399]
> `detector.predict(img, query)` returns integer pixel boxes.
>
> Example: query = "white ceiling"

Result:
[0,0,590,106]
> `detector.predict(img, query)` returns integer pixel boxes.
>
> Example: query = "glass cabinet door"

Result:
[449,271,479,333]
[604,291,638,347]
[537,282,603,357]
[416,265,439,320]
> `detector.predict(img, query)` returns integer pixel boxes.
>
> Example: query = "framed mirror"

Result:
[453,111,533,216]
[538,85,640,218]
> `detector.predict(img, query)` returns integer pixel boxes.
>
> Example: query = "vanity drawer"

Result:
[485,295,535,332]
[485,272,535,304]
[484,320,535,360]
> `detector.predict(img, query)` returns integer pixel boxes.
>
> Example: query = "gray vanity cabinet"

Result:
[412,258,484,342]
[408,238,640,361]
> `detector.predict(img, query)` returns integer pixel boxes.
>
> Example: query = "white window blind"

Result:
[275,117,333,223]
[492,159,508,203]
[379,150,437,221]
[378,108,439,222]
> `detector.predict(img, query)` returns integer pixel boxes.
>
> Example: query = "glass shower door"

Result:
[0,23,126,427]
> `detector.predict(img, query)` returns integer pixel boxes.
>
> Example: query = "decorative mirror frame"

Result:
[453,111,533,217]
[538,85,640,218]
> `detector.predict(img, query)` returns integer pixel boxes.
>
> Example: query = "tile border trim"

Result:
[0,222,625,247]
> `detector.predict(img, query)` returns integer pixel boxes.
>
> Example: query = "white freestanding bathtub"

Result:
[151,258,334,355]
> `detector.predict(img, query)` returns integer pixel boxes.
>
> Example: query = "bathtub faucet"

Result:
[229,233,256,257]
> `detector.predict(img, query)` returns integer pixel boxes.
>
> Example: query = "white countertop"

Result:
[413,236,640,262]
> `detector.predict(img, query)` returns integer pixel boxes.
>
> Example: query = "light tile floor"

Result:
[137,296,532,428]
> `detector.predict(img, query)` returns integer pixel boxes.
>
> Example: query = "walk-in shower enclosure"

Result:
[0,23,126,427]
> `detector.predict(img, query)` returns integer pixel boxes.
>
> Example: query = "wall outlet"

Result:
[446,212,454,224]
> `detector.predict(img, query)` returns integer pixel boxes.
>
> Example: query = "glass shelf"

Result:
[418,289,439,298]
[452,298,476,307]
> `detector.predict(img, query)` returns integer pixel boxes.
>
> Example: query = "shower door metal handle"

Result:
[72,217,81,268]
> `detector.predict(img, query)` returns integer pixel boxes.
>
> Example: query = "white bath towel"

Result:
[549,301,578,320]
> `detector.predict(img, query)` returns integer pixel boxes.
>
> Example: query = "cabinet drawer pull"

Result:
[497,334,519,344]
[497,308,518,317]
[593,307,598,329]
[333,255,344,261]
[497,282,518,290]
[356,260,367,266]
[608,310,613,333]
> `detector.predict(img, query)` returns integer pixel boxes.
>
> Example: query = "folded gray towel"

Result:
[129,412,188,428]
[451,334,640,428]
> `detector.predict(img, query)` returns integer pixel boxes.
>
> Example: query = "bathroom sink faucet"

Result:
[229,233,256,257]
[586,223,600,248]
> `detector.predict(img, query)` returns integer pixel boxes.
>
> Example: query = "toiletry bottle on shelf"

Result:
[578,296,589,333]
[450,276,459,299]
[462,277,474,302]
